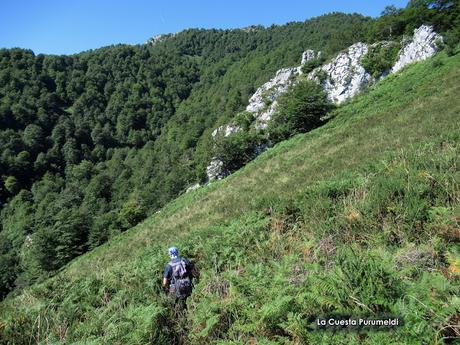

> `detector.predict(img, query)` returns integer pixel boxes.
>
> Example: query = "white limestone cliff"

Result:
[392,25,443,73]
[244,49,323,130]
[185,183,201,193]
[246,67,300,116]
[309,43,373,104]
[204,25,443,182]
[206,124,243,180]
[145,33,174,45]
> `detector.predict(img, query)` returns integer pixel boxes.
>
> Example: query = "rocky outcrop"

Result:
[313,26,443,103]
[145,33,173,45]
[212,124,242,138]
[186,183,201,193]
[245,49,323,130]
[24,235,33,248]
[308,43,372,104]
[206,124,243,180]
[392,25,443,73]
[206,125,242,180]
[206,158,228,181]
[301,49,322,65]
[246,67,300,112]
[204,25,443,182]
[253,101,279,130]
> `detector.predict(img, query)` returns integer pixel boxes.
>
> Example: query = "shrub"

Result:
[312,69,328,83]
[309,247,402,313]
[301,55,326,75]
[268,79,332,143]
[361,41,400,78]
[443,29,460,56]
[233,111,255,131]
[117,194,147,231]
[213,130,266,173]
[3,176,19,194]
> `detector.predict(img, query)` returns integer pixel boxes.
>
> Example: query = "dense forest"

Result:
[0,0,459,300]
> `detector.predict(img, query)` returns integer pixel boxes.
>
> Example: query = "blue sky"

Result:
[1,0,409,55]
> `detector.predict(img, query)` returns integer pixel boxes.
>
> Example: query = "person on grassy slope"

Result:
[163,247,195,309]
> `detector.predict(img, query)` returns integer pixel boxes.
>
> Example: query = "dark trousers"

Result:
[175,296,187,311]
[168,286,188,313]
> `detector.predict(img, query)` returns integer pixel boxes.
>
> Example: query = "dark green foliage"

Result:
[117,194,147,231]
[312,69,328,83]
[0,234,18,299]
[233,111,255,131]
[444,27,460,55]
[366,0,460,42]
[268,79,333,142]
[3,176,19,194]
[301,55,326,74]
[213,130,266,173]
[366,5,407,41]
[361,42,401,77]
[32,206,89,271]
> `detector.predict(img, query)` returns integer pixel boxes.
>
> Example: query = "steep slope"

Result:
[1,49,460,344]
[205,25,443,181]
[0,14,373,297]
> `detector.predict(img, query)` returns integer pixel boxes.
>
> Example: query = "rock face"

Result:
[212,124,242,138]
[301,49,322,65]
[246,66,301,129]
[253,101,279,130]
[206,125,242,180]
[186,183,201,193]
[245,49,323,129]
[309,43,373,104]
[246,67,300,113]
[206,158,228,181]
[145,33,173,45]
[204,25,443,182]
[24,235,33,248]
[392,25,443,73]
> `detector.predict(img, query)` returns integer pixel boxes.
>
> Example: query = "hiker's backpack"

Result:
[170,259,192,298]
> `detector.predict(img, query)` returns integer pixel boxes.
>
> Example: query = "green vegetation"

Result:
[300,55,326,74]
[0,2,460,343]
[213,130,266,174]
[1,44,459,344]
[268,79,333,143]
[361,42,400,78]
[0,13,374,298]
[367,1,460,42]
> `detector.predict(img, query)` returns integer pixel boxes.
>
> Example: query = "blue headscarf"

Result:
[168,246,179,259]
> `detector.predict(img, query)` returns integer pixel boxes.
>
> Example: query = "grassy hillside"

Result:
[1,49,460,344]
[0,14,373,296]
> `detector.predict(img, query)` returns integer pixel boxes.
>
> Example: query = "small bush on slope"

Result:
[361,42,400,78]
[213,130,267,174]
[268,79,333,143]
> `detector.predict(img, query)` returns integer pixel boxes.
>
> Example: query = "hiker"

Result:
[163,246,194,310]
